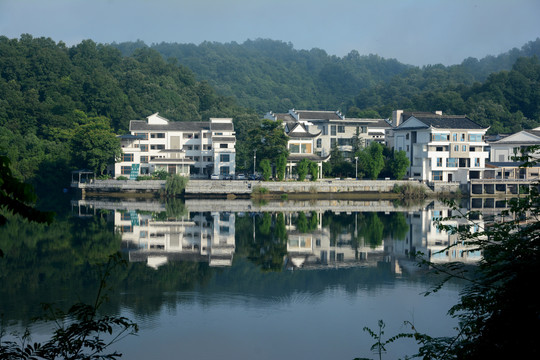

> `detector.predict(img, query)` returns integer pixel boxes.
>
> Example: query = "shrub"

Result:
[165,175,188,197]
[116,176,128,180]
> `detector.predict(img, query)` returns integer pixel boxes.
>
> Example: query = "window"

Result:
[140,144,148,152]
[321,126,327,135]
[183,133,193,139]
[150,133,165,139]
[469,134,483,142]
[337,125,345,133]
[331,138,337,147]
[406,133,409,140]
[432,133,449,141]
[406,145,410,152]
[474,158,480,167]
[150,144,165,150]
[453,133,458,141]
[140,156,149,163]
[338,138,351,146]
[462,145,467,152]
[433,171,443,181]
[454,145,459,151]
[122,153,134,162]
[220,154,230,162]
[135,132,148,140]
[121,166,131,175]
[436,158,443,167]
[316,139,322,148]
[331,125,336,136]
[460,133,466,142]
[447,158,458,168]
[220,144,228,149]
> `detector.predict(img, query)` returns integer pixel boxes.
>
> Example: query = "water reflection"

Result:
[71,198,484,273]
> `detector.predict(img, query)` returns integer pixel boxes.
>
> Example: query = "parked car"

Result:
[223,174,233,180]
[248,174,261,180]
[210,174,220,180]
[236,173,246,180]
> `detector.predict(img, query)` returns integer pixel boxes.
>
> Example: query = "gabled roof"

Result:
[397,113,486,130]
[286,122,320,138]
[490,128,540,145]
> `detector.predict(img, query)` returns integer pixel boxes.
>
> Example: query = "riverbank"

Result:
[71,178,448,199]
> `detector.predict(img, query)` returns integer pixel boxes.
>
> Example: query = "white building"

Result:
[113,113,236,179]
[265,109,390,160]
[488,127,540,162]
[389,111,489,184]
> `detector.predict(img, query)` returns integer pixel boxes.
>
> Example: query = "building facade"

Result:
[488,127,540,162]
[389,111,489,184]
[265,109,390,160]
[113,113,236,179]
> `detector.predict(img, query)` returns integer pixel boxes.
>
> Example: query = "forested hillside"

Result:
[114,39,412,112]
[0,35,257,189]
[1,34,540,194]
[116,38,540,133]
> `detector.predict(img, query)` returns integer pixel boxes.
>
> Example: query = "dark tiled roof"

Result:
[270,113,296,123]
[295,110,343,120]
[130,120,210,132]
[525,129,540,137]
[212,136,236,143]
[211,122,234,131]
[399,113,486,130]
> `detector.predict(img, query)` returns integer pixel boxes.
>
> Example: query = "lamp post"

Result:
[355,156,358,180]
[253,149,257,176]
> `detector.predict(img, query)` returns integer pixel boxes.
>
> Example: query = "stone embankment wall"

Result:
[185,179,432,196]
[73,180,165,192]
[73,179,433,196]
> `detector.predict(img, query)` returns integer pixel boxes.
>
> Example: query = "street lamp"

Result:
[355,156,358,180]
[253,149,257,176]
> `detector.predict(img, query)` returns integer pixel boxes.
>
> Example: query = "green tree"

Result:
[357,142,385,180]
[308,160,319,181]
[70,117,121,175]
[296,159,309,181]
[276,153,287,181]
[165,174,188,197]
[388,150,410,179]
[260,158,272,181]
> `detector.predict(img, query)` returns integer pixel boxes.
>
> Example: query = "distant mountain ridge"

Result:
[113,38,540,115]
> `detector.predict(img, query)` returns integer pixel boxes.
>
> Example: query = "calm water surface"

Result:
[1,198,476,359]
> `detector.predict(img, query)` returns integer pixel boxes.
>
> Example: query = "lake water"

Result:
[1,198,478,359]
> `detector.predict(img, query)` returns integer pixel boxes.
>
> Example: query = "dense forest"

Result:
[1,34,540,194]
[115,37,540,133]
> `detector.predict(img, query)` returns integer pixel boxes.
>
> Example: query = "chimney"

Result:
[392,110,403,127]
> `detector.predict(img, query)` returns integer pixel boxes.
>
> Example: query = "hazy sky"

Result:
[1,0,539,66]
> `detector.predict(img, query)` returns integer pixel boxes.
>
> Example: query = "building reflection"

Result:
[71,198,490,271]
[116,210,235,268]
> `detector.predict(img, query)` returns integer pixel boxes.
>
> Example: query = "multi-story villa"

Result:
[113,113,236,178]
[388,110,489,184]
[284,122,328,179]
[265,109,390,160]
